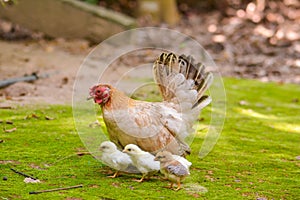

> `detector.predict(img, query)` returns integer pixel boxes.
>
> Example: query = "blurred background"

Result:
[0,0,299,105]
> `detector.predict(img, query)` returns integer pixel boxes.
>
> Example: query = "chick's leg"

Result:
[108,171,119,178]
[134,173,146,182]
[174,178,182,191]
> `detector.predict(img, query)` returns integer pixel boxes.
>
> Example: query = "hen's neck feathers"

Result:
[103,86,134,110]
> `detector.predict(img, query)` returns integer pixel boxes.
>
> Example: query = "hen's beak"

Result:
[86,96,93,101]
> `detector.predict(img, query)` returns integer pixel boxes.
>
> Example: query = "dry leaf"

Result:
[111,182,120,188]
[25,114,39,119]
[239,100,249,106]
[24,177,41,183]
[45,116,54,120]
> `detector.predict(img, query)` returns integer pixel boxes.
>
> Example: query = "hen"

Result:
[89,52,213,156]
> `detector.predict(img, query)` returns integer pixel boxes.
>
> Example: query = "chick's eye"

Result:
[128,148,131,151]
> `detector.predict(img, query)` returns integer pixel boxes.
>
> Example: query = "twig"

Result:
[76,152,91,156]
[0,106,12,109]
[10,168,38,180]
[29,184,83,194]
[3,127,17,133]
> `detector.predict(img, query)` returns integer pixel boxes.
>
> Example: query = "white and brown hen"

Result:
[89,53,213,156]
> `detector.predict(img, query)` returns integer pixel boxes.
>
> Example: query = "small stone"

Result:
[3,176,7,181]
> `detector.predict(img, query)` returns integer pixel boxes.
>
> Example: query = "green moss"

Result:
[0,78,299,199]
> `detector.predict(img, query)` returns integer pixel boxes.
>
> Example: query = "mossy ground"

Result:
[1,78,299,199]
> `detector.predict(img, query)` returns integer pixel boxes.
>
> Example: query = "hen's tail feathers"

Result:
[153,52,213,110]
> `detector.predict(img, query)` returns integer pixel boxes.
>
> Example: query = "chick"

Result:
[154,151,190,191]
[99,141,133,178]
[123,144,160,182]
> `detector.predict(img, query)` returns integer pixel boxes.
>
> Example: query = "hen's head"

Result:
[89,84,111,105]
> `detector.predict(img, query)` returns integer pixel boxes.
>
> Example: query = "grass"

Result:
[0,78,300,199]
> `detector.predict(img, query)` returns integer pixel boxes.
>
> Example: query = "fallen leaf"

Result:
[239,100,249,106]
[128,186,134,190]
[25,114,39,119]
[24,177,41,183]
[256,198,267,200]
[89,184,99,188]
[29,163,43,170]
[45,116,55,120]
[65,198,83,200]
[190,193,200,198]
[207,170,214,175]
[0,160,21,164]
[111,182,120,188]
